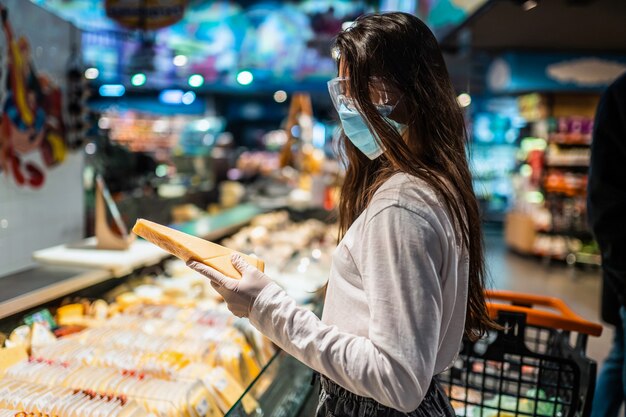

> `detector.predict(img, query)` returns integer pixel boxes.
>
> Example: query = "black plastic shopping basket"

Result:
[440,290,603,417]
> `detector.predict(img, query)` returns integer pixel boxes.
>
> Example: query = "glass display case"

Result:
[226,351,316,417]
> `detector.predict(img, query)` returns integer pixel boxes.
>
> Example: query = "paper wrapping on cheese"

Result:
[0,346,27,376]
[132,219,265,279]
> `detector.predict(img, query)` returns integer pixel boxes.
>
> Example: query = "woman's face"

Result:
[338,59,407,122]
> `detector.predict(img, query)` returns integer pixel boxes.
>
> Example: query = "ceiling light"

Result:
[457,93,472,108]
[197,119,211,131]
[85,67,99,80]
[173,55,188,67]
[159,89,184,104]
[182,91,196,105]
[85,143,97,155]
[98,117,111,129]
[99,84,125,97]
[273,90,287,103]
[522,0,538,11]
[188,74,204,88]
[236,70,254,86]
[131,73,147,87]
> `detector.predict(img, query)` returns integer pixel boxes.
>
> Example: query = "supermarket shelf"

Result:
[536,229,594,240]
[509,248,601,268]
[548,141,591,148]
[574,252,602,266]
[32,238,170,278]
[545,163,589,170]
[172,203,265,240]
[549,133,592,146]
[0,266,111,320]
[544,191,586,197]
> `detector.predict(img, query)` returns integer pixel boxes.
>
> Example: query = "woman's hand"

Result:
[187,254,272,318]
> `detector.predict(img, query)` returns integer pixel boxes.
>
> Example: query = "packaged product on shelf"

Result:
[0,379,150,417]
[545,144,590,167]
[5,360,221,417]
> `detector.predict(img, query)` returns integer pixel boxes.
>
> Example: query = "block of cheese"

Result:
[56,303,85,326]
[132,219,264,279]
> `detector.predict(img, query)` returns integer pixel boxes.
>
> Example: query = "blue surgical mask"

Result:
[337,103,407,160]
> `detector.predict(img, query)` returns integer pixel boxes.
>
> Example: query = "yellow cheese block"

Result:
[132,219,265,279]
[57,303,85,326]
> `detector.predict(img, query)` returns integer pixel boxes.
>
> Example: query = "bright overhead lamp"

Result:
[522,0,538,11]
[99,84,125,97]
[159,89,184,104]
[131,73,147,86]
[173,55,188,67]
[85,67,99,80]
[236,70,253,86]
[188,74,204,88]
[273,90,287,103]
[457,93,472,108]
[182,91,196,105]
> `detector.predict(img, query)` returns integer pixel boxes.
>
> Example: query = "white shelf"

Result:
[32,237,169,278]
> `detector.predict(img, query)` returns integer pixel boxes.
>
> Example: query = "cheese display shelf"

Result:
[0,207,335,417]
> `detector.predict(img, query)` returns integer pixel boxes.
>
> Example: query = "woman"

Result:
[188,12,498,416]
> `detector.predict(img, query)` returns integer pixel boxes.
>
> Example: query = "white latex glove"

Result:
[187,254,273,318]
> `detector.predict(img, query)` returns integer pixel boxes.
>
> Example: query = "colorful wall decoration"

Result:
[0,0,85,278]
[0,4,71,188]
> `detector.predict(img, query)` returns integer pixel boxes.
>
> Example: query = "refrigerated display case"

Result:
[0,205,332,417]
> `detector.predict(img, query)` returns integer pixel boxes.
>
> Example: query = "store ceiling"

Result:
[441,0,626,53]
[31,0,487,92]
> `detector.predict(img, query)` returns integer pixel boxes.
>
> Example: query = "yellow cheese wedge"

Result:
[57,303,85,326]
[132,219,265,279]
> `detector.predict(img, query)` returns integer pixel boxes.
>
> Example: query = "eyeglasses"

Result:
[327,77,402,116]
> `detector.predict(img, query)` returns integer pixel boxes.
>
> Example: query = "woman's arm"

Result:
[249,205,444,412]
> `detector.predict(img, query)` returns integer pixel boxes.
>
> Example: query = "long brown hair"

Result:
[333,12,498,340]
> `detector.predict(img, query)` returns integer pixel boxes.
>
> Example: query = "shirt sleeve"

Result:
[248,205,444,412]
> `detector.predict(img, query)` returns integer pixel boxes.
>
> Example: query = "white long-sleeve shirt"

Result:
[249,172,468,412]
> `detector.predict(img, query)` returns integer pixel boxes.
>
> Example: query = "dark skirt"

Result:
[316,376,456,417]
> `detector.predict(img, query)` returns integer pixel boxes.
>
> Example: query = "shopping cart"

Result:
[440,290,603,417]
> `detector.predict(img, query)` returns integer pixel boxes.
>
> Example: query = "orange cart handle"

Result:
[485,290,603,337]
